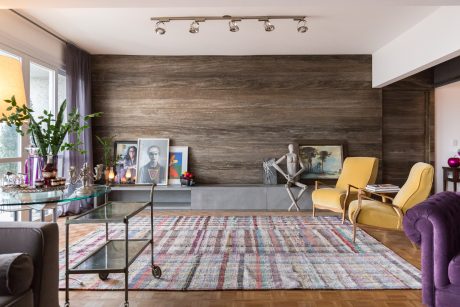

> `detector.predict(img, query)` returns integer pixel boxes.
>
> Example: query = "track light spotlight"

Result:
[297,19,308,33]
[229,20,239,32]
[189,21,200,34]
[264,20,275,32]
[154,21,166,35]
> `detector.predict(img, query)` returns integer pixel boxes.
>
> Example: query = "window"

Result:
[0,47,66,221]
[0,50,22,176]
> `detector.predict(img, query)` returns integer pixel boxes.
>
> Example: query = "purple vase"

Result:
[448,157,460,168]
[24,147,44,186]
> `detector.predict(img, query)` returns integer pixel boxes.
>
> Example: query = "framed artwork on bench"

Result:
[297,141,346,180]
[136,138,170,185]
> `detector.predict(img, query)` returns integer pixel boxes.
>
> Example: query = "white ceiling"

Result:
[3,1,457,55]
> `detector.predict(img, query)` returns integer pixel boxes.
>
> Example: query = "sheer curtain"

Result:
[60,43,93,215]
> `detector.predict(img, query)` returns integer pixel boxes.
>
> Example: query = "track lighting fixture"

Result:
[154,21,166,35]
[189,21,200,34]
[229,20,240,33]
[263,20,275,32]
[150,15,309,35]
[297,19,308,33]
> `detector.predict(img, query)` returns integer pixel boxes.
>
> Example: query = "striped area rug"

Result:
[59,216,421,290]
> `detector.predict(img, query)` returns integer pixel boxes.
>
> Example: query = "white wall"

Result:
[0,10,65,68]
[373,7,460,88]
[435,81,460,193]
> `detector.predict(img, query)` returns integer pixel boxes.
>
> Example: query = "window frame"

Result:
[0,43,66,221]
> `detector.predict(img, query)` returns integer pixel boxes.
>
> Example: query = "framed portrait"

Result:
[136,138,170,185]
[298,142,345,180]
[114,141,138,183]
[168,146,189,185]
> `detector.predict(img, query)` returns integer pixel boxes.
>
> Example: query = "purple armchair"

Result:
[403,192,460,307]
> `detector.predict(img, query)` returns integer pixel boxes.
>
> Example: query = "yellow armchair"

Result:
[312,157,379,223]
[349,162,434,242]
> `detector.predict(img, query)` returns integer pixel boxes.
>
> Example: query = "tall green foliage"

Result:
[0,96,102,156]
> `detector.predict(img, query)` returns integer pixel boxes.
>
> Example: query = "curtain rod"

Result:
[10,9,68,45]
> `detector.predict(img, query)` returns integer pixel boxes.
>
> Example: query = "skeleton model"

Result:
[272,144,308,211]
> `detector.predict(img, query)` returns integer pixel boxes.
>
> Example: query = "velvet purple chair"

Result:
[403,191,460,307]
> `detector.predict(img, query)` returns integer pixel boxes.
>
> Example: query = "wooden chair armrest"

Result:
[315,180,335,190]
[356,190,403,229]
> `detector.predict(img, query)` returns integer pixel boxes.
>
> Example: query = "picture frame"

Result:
[113,141,138,184]
[168,146,189,185]
[136,138,170,185]
[297,141,346,180]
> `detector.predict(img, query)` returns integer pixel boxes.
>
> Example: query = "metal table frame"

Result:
[64,184,160,307]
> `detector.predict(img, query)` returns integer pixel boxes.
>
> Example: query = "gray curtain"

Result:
[60,43,93,215]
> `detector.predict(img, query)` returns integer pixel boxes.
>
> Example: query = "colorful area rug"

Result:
[59,216,421,290]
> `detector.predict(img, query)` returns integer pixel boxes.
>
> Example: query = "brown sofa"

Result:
[0,223,59,307]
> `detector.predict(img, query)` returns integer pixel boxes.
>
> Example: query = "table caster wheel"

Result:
[124,302,129,307]
[64,303,70,307]
[152,265,162,278]
[98,272,109,281]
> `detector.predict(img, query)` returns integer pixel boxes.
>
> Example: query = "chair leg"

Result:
[352,224,357,243]
[341,209,346,224]
[312,204,316,217]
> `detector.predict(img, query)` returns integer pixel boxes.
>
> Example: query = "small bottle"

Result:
[42,155,57,187]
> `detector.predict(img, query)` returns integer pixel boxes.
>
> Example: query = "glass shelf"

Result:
[67,201,149,224]
[71,239,150,273]
[0,184,110,207]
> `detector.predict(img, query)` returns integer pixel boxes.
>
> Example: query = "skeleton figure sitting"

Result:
[272,144,308,211]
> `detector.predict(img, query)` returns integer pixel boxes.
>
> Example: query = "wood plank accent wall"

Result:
[91,55,382,184]
[382,70,434,187]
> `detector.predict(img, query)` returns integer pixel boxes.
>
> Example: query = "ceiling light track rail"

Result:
[151,15,309,35]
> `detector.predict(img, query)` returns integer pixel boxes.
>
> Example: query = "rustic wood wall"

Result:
[382,70,434,186]
[91,55,382,184]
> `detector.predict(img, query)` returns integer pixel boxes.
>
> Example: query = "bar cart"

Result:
[64,184,161,307]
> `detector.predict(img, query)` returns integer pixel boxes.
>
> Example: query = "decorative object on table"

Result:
[136,138,169,185]
[272,144,307,211]
[262,158,277,184]
[447,157,460,168]
[24,146,44,187]
[42,154,58,187]
[180,171,194,186]
[0,97,102,173]
[168,146,188,185]
[114,140,137,184]
[0,183,67,193]
[68,162,103,196]
[298,142,345,180]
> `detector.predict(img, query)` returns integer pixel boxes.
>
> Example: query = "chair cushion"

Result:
[348,199,401,229]
[0,253,34,296]
[449,253,460,286]
[312,188,347,210]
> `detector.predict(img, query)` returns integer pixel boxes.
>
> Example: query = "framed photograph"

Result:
[136,138,170,185]
[298,142,345,180]
[168,146,189,185]
[113,141,138,183]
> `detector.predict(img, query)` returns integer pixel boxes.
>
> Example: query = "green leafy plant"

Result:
[0,96,102,156]
[95,135,116,167]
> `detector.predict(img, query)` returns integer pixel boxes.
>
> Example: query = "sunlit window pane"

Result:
[30,63,54,119]
[0,124,20,158]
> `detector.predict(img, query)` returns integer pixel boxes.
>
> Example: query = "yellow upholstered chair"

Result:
[312,157,379,223]
[349,162,434,242]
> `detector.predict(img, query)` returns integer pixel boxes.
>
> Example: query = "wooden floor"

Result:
[58,210,423,307]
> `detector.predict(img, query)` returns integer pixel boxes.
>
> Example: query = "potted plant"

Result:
[95,135,116,183]
[0,96,102,167]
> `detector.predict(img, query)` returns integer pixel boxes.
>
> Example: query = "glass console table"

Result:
[64,184,161,307]
[0,185,110,222]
